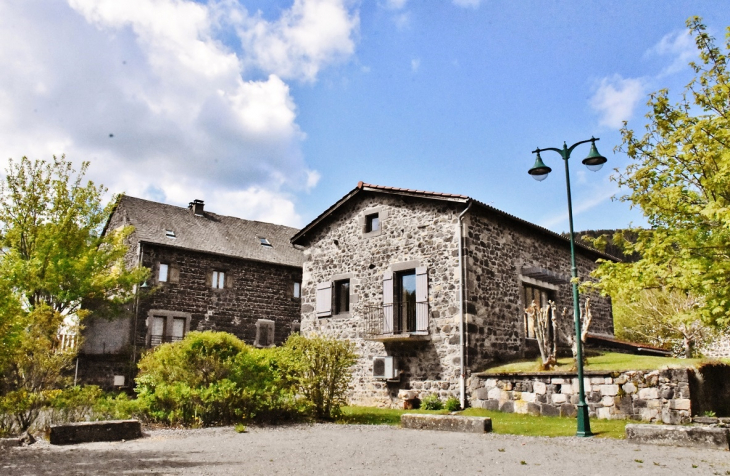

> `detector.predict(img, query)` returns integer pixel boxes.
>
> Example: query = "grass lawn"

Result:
[481,351,730,374]
[338,406,630,439]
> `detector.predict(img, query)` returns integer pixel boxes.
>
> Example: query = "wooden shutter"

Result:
[169,264,180,284]
[205,271,213,287]
[415,266,428,332]
[382,271,393,334]
[225,272,233,288]
[316,281,332,317]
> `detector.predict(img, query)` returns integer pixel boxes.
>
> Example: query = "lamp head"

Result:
[582,139,607,172]
[528,151,551,181]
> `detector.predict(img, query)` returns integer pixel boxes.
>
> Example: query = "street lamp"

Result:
[528,136,607,438]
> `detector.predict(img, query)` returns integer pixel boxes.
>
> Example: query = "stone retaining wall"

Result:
[469,369,693,423]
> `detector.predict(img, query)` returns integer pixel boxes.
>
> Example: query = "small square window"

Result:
[165,229,176,238]
[259,237,272,247]
[293,281,301,298]
[212,270,225,289]
[365,213,380,233]
[159,263,169,282]
[334,279,350,314]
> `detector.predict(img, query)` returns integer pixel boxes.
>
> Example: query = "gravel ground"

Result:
[2,424,729,475]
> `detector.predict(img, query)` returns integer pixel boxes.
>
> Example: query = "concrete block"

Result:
[638,388,658,400]
[540,404,560,417]
[596,407,612,420]
[487,387,501,400]
[560,404,576,418]
[626,424,730,451]
[560,384,573,395]
[640,408,659,421]
[669,399,691,411]
[601,396,615,407]
[475,388,489,400]
[485,379,497,387]
[533,381,546,394]
[401,414,492,434]
[521,392,536,403]
[550,378,564,385]
[527,403,541,416]
[482,400,500,411]
[551,394,567,404]
[513,400,528,414]
[499,401,514,413]
[622,382,637,394]
[50,420,142,445]
[599,385,619,396]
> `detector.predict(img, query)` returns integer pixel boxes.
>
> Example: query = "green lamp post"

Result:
[528,137,607,437]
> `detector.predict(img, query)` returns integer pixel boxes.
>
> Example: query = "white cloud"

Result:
[452,0,482,8]
[589,75,645,129]
[234,0,359,83]
[647,29,697,76]
[393,12,410,30]
[411,58,420,73]
[0,0,360,227]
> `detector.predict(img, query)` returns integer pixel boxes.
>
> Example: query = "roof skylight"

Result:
[165,230,176,238]
[259,237,272,247]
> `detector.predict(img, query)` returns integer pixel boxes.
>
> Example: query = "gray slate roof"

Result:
[112,195,303,268]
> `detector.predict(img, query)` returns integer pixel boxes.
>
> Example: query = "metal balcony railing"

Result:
[363,302,426,337]
[149,334,184,347]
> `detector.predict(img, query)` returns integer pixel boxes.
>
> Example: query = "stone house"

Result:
[78,196,304,389]
[291,182,615,408]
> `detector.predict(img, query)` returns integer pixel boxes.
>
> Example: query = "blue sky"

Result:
[1,1,728,233]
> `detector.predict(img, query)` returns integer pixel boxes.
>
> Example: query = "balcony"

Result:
[363,303,430,342]
[149,334,184,347]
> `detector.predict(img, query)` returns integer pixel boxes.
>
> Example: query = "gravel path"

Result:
[2,424,729,475]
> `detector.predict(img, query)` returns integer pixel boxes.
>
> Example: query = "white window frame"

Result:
[212,270,225,289]
[158,263,169,283]
[293,281,301,299]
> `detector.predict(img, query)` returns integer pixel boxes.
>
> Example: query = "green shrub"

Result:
[49,385,103,424]
[276,334,357,420]
[421,394,443,410]
[92,392,147,421]
[135,331,298,426]
[444,397,461,412]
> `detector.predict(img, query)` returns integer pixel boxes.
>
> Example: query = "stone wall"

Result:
[299,194,464,406]
[464,209,614,371]
[299,191,614,407]
[702,331,730,358]
[469,369,694,423]
[80,244,301,390]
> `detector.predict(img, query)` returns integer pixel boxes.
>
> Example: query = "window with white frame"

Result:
[158,263,169,282]
[212,270,225,289]
[293,281,301,299]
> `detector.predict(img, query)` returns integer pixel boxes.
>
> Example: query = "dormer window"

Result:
[165,229,176,239]
[259,237,272,247]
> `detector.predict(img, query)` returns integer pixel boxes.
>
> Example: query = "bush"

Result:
[444,397,461,412]
[135,331,299,426]
[276,334,357,420]
[421,394,443,410]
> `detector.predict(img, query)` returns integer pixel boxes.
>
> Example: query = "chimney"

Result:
[188,199,205,216]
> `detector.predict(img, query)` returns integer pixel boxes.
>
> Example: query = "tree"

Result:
[592,17,730,328]
[612,289,714,358]
[0,156,146,433]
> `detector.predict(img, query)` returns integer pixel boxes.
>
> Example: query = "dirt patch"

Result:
[1,423,729,475]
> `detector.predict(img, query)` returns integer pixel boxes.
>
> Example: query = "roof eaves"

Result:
[291,185,363,244]
[469,199,620,262]
[138,240,302,268]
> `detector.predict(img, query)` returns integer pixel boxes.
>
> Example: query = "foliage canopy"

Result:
[592,17,730,327]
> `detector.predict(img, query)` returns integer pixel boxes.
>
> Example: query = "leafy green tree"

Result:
[592,17,730,327]
[0,156,146,433]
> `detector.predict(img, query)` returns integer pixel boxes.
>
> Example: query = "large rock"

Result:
[401,414,492,434]
[626,424,730,451]
[50,420,142,445]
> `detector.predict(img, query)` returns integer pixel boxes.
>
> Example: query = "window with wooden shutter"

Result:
[316,281,332,317]
[415,267,428,332]
[255,319,275,347]
[169,264,180,284]
[158,263,169,283]
[382,271,393,334]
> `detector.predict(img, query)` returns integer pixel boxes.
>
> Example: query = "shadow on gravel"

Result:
[0,448,226,475]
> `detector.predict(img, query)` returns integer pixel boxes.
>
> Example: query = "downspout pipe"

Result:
[130,242,144,386]
[457,201,472,409]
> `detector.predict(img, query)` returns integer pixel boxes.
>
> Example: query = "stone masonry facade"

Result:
[295,184,614,408]
[469,368,708,424]
[79,196,302,390]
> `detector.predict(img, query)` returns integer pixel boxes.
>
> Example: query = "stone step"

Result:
[50,420,142,445]
[401,414,492,434]
[626,424,730,451]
